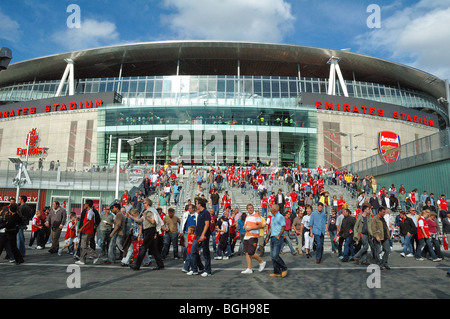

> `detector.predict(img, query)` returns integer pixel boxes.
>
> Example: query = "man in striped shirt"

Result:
[241,204,266,274]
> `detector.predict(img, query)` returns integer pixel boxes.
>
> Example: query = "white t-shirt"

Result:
[301,214,311,229]
[221,220,228,233]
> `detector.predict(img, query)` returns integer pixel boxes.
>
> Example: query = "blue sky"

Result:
[1,0,449,80]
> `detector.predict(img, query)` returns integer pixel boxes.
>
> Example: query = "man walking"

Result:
[129,198,165,270]
[75,200,98,265]
[340,208,356,262]
[309,202,328,264]
[241,204,266,274]
[267,204,288,277]
[371,207,391,270]
[188,198,212,277]
[45,201,67,254]
[353,204,372,265]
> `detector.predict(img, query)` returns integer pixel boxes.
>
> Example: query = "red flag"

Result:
[443,235,448,251]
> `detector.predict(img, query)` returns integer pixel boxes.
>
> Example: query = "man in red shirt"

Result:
[261,194,269,218]
[290,192,298,213]
[337,195,346,214]
[76,200,99,265]
[437,194,448,220]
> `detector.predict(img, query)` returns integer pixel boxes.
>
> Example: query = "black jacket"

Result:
[5,213,21,232]
[340,215,356,238]
[398,216,416,236]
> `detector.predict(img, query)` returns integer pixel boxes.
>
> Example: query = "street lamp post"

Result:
[115,136,143,200]
[153,136,169,173]
[338,132,363,173]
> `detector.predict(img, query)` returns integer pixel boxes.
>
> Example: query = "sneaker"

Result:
[201,272,211,277]
[186,271,198,276]
[400,252,406,257]
[432,258,442,262]
[36,246,43,250]
[222,256,229,260]
[258,261,266,272]
[416,257,424,261]
[181,269,188,273]
[214,256,223,260]
[406,253,414,257]
[93,258,101,264]
[75,260,85,265]
[241,268,253,274]
[58,248,62,256]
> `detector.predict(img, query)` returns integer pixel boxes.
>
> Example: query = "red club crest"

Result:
[378,131,401,163]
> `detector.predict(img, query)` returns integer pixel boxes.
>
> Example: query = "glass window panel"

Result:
[360,84,368,96]
[154,80,162,98]
[289,81,297,96]
[106,81,114,92]
[280,80,288,92]
[226,79,234,93]
[91,81,99,93]
[262,80,271,97]
[129,80,137,93]
[304,81,312,93]
[243,79,253,93]
[208,78,217,92]
[138,80,146,93]
[120,80,129,94]
[163,79,172,92]
[217,79,225,93]
[254,79,262,96]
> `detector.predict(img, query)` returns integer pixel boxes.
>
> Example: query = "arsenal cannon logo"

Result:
[378,131,401,164]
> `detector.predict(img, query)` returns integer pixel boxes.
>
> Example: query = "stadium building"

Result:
[0,41,448,212]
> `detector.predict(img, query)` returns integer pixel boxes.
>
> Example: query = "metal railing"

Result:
[340,128,450,176]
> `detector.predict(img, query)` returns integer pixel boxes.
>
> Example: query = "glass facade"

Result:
[0,74,444,168]
[0,75,443,115]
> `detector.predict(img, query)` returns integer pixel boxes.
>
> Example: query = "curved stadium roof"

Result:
[0,40,447,113]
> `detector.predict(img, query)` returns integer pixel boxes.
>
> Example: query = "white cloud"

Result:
[161,0,295,43]
[51,18,119,51]
[0,9,21,42]
[355,0,450,80]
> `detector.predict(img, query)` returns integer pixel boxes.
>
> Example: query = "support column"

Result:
[55,58,75,97]
[327,56,349,97]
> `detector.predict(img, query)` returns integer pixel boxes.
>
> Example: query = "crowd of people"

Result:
[1,163,449,278]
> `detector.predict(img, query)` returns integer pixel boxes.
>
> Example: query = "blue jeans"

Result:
[343,236,355,259]
[329,230,338,253]
[211,230,217,251]
[212,204,219,216]
[402,234,413,255]
[281,231,295,254]
[191,235,211,274]
[354,235,370,262]
[162,232,179,259]
[416,238,437,259]
[270,236,287,275]
[107,234,123,263]
[261,207,268,218]
[400,201,406,212]
[183,252,194,271]
[17,226,26,256]
[313,234,325,261]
